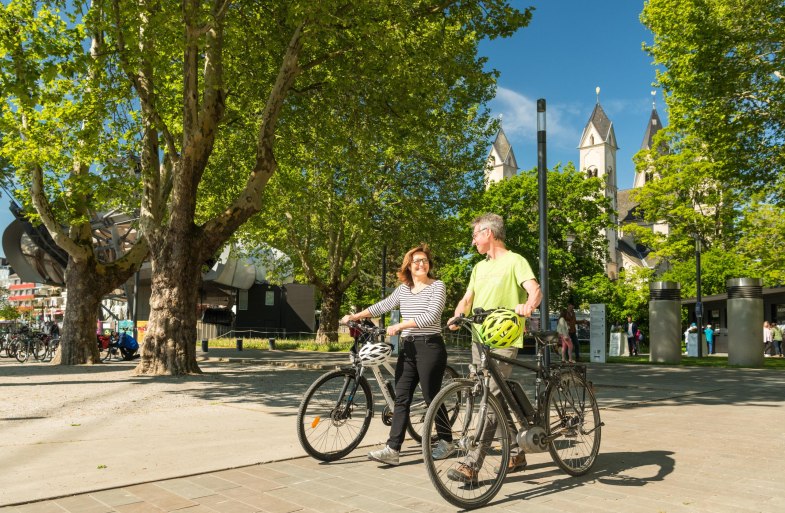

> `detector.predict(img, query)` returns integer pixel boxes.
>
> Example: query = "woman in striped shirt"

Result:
[341,244,453,466]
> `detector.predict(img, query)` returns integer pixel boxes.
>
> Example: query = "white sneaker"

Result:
[368,445,399,465]
[431,439,456,460]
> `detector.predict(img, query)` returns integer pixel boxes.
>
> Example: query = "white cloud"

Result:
[491,87,582,151]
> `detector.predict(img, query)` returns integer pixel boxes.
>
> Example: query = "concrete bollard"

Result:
[236,338,243,351]
[649,281,681,364]
[727,278,763,367]
[201,338,208,352]
[268,338,276,350]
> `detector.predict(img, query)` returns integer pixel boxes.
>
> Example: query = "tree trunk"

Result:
[134,234,202,375]
[316,286,342,344]
[51,257,105,365]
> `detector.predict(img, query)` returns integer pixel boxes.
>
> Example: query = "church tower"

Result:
[486,123,518,187]
[578,87,619,279]
[634,91,664,188]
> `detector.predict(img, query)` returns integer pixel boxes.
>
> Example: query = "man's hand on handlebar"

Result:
[515,303,534,318]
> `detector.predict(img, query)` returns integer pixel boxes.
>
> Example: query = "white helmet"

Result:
[358,342,392,367]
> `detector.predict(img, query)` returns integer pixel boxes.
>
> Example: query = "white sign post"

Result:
[589,304,607,363]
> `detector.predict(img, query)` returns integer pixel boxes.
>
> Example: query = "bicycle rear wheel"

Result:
[546,370,601,476]
[422,381,509,510]
[15,341,30,363]
[407,364,460,444]
[296,369,373,462]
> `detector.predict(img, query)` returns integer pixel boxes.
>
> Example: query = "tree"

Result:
[2,1,531,375]
[239,77,496,342]
[641,0,785,200]
[450,163,614,312]
[0,1,149,364]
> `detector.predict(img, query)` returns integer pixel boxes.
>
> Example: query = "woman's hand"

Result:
[386,324,402,336]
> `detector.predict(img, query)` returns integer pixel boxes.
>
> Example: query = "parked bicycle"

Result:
[296,320,460,462]
[99,328,139,361]
[420,308,602,509]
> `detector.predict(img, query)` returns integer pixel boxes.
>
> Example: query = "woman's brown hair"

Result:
[397,244,435,288]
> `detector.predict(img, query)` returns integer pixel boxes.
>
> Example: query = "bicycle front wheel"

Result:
[296,369,373,462]
[546,370,601,476]
[407,364,460,444]
[422,381,509,510]
[15,342,30,363]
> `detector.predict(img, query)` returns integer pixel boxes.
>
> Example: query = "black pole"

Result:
[381,244,387,328]
[695,236,703,357]
[537,99,549,330]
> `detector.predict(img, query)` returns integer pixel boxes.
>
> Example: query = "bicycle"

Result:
[296,321,461,462]
[421,308,603,509]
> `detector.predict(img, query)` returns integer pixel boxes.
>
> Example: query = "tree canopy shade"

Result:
[641,0,785,200]
[1,0,534,374]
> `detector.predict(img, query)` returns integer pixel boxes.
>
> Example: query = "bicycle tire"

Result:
[32,338,47,361]
[296,369,373,462]
[15,341,30,363]
[407,364,460,444]
[422,381,510,510]
[545,369,601,476]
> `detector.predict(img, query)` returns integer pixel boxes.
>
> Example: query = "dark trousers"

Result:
[569,332,580,361]
[387,335,450,451]
[627,336,637,355]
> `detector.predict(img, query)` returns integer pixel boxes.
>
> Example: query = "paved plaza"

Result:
[1,348,783,512]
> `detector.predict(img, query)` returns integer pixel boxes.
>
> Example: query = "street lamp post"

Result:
[695,234,703,358]
[537,99,549,330]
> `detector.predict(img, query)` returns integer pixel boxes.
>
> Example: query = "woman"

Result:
[763,321,773,357]
[340,244,452,466]
[556,310,574,363]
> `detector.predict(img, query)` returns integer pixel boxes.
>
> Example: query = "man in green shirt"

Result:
[447,213,542,483]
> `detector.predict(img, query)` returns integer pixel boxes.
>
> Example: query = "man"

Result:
[704,324,716,355]
[625,315,638,356]
[564,303,579,361]
[447,213,542,483]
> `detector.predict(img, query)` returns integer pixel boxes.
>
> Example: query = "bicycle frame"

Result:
[467,324,580,451]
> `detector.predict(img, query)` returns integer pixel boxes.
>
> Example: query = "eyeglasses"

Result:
[412,258,429,266]
[471,227,489,241]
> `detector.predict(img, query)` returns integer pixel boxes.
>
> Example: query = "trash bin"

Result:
[268,338,276,350]
[649,281,681,364]
[727,278,763,367]
[236,338,243,351]
[201,338,208,352]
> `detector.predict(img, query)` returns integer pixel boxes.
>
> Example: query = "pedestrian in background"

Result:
[564,303,580,361]
[763,321,774,357]
[704,324,716,355]
[557,310,574,363]
[771,322,783,357]
[625,315,639,356]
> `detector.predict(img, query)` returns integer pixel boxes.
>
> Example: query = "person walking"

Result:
[557,310,574,363]
[625,315,639,356]
[704,324,716,355]
[340,244,451,466]
[564,303,580,361]
[772,322,784,357]
[447,213,542,483]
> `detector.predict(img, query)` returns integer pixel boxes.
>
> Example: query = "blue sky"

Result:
[481,0,665,190]
[0,1,662,257]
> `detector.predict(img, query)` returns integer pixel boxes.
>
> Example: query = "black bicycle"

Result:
[297,321,460,462]
[421,308,602,509]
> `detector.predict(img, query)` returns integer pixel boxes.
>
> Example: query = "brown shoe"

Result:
[495,452,527,474]
[447,463,478,484]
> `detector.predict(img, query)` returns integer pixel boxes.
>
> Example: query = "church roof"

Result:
[579,102,618,148]
[640,108,663,150]
[490,128,518,169]
[617,189,640,224]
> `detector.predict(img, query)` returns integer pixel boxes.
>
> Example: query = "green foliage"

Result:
[575,266,653,327]
[450,163,614,311]
[641,0,785,200]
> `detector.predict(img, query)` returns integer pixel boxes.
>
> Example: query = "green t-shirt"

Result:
[466,250,536,347]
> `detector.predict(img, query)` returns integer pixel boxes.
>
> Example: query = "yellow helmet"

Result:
[482,310,522,348]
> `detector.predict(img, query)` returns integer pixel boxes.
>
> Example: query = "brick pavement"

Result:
[1,349,783,512]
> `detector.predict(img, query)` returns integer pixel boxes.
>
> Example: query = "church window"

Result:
[590,135,595,145]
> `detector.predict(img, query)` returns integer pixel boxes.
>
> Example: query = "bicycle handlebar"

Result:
[343,321,387,337]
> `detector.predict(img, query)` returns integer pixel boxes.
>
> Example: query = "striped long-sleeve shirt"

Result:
[367,280,446,337]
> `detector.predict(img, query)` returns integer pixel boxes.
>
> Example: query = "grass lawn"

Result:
[206,335,355,352]
[606,354,785,369]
